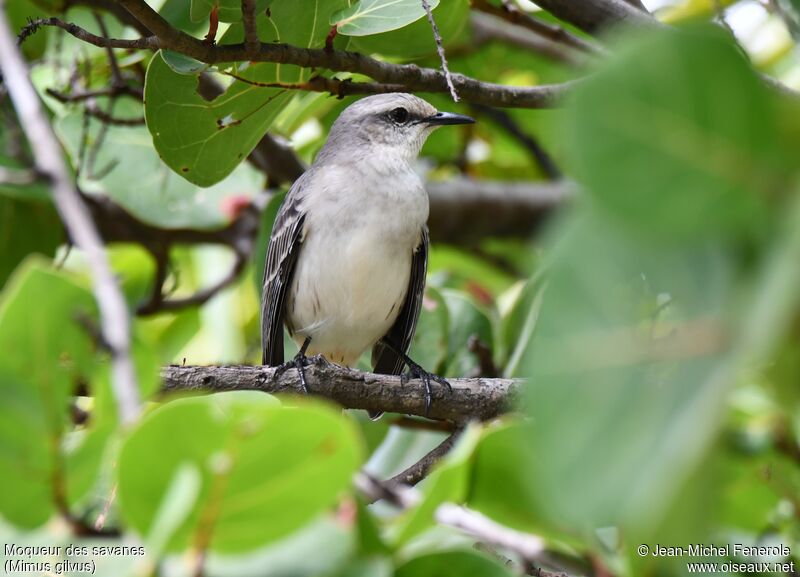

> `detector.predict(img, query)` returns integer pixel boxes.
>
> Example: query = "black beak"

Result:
[422,111,475,126]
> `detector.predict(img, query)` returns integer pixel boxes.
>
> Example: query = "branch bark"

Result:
[0,7,141,425]
[161,361,521,422]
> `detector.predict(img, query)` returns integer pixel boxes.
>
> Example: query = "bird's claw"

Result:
[273,350,311,394]
[401,360,451,415]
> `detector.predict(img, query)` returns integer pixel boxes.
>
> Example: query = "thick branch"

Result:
[161,361,520,422]
[0,10,141,424]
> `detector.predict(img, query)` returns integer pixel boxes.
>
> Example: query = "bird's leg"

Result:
[274,337,312,394]
[380,337,451,415]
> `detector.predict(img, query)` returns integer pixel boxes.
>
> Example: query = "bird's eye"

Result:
[388,107,410,125]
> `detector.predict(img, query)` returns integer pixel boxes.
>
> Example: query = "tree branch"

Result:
[532,0,661,34]
[22,13,572,108]
[161,361,520,422]
[471,0,605,55]
[0,10,141,424]
[386,428,464,487]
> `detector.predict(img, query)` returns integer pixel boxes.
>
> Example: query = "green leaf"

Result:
[7,0,48,59]
[161,50,209,75]
[0,196,62,288]
[144,51,290,187]
[395,550,515,577]
[146,0,347,186]
[349,0,469,58]
[567,26,790,243]
[408,285,448,374]
[441,289,494,377]
[332,0,440,36]
[521,209,736,535]
[56,107,263,229]
[117,393,364,553]
[189,0,270,24]
[0,259,97,527]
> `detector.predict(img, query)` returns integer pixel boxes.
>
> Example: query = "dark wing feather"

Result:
[261,185,307,366]
[372,227,429,374]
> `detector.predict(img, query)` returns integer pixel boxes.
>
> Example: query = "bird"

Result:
[261,93,474,414]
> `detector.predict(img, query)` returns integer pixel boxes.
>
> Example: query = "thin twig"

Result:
[0,9,141,425]
[421,0,458,102]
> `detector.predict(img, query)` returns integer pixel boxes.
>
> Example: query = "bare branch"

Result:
[161,361,520,423]
[0,10,141,424]
[436,504,546,565]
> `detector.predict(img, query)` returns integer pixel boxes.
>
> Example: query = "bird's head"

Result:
[319,93,474,163]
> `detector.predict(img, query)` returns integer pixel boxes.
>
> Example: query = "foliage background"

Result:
[1,0,799,576]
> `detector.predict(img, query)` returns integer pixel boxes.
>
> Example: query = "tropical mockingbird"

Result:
[261,93,474,413]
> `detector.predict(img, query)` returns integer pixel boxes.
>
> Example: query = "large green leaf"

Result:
[522,210,736,535]
[332,0,440,36]
[567,26,791,243]
[117,393,364,552]
[0,260,97,527]
[145,0,348,186]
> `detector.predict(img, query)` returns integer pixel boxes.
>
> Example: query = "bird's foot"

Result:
[273,338,313,394]
[401,359,451,415]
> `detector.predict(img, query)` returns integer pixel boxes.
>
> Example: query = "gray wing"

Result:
[261,181,307,366]
[372,226,429,374]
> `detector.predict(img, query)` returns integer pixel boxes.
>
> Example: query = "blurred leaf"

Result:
[331,556,392,577]
[522,209,735,535]
[408,285,448,373]
[395,550,515,577]
[118,393,364,552]
[567,26,790,243]
[0,196,62,288]
[7,0,48,59]
[332,0,440,36]
[440,289,493,377]
[349,0,468,58]
[0,259,97,527]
